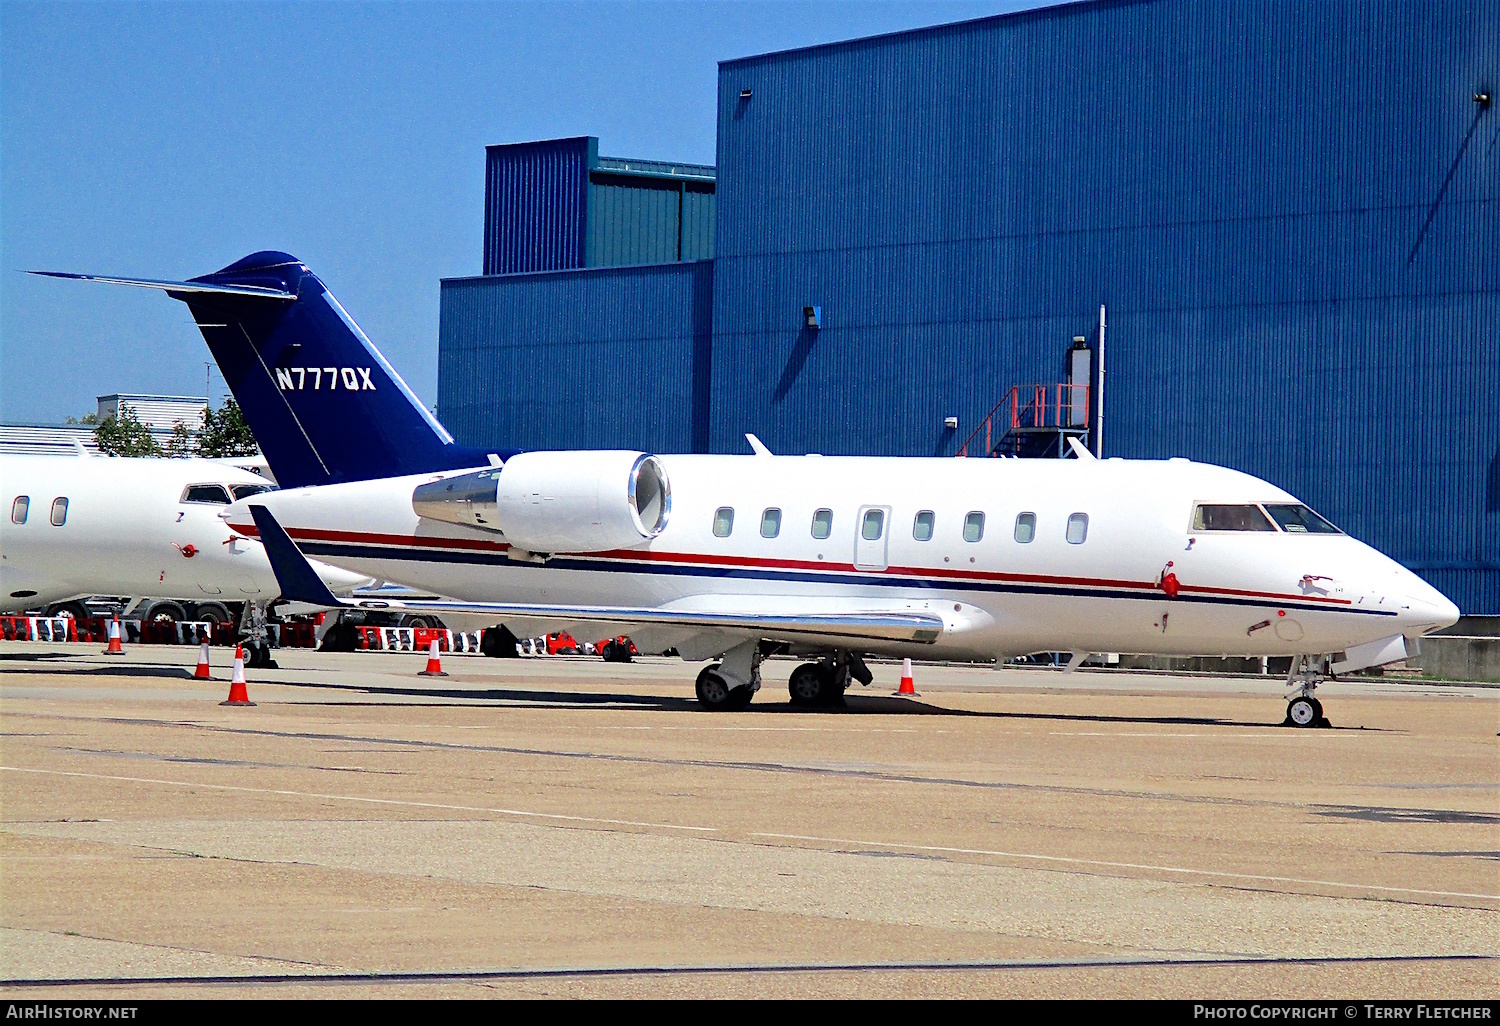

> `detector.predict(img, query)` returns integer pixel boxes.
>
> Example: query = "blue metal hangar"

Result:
[437,0,1499,614]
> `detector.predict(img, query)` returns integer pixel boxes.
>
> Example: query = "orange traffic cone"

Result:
[419,638,448,677]
[194,641,212,679]
[220,646,255,706]
[895,657,918,696]
[102,616,125,655]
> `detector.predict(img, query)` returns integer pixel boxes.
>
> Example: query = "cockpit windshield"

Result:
[1191,504,1276,532]
[1263,503,1341,534]
[231,483,275,500]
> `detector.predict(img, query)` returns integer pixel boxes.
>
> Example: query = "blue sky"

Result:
[1,0,1034,423]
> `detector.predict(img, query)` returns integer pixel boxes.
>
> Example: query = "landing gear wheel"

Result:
[1287,696,1319,727]
[245,641,278,670]
[788,662,829,707]
[695,664,733,710]
[46,601,91,624]
[726,685,754,710]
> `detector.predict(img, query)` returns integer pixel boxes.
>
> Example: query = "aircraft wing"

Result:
[248,505,945,645]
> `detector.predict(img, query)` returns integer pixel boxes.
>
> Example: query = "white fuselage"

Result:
[0,454,367,614]
[227,453,1459,660]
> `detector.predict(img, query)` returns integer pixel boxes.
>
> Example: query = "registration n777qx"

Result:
[37,252,1460,725]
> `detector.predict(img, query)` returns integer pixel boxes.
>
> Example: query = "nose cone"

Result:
[1396,571,1461,637]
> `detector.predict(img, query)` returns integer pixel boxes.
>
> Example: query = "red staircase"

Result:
[957,383,1090,458]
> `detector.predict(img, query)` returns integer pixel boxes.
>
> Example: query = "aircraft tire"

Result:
[254,643,279,670]
[142,601,185,625]
[788,662,828,706]
[726,685,754,710]
[695,664,733,710]
[192,602,232,633]
[1287,696,1319,728]
[46,601,91,624]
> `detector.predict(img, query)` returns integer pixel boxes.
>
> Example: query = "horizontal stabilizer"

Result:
[30,270,295,300]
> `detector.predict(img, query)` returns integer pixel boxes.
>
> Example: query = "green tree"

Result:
[196,398,258,457]
[94,404,162,457]
[163,421,195,457]
[65,413,99,426]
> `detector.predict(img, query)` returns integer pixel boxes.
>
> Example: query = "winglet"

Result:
[248,505,344,607]
[1067,437,1095,461]
[745,433,773,457]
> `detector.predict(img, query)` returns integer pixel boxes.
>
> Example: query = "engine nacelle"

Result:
[411,451,670,554]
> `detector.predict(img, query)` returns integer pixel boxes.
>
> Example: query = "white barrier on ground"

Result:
[450,631,483,653]
[28,617,72,642]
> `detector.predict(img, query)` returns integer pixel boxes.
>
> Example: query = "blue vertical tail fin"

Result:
[35,252,508,488]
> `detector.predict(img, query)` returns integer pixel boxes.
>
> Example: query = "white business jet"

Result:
[0,452,371,661]
[37,253,1460,724]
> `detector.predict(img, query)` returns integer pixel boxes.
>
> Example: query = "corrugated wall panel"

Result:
[586,174,681,266]
[437,261,714,454]
[681,183,716,261]
[484,138,594,275]
[711,0,1499,610]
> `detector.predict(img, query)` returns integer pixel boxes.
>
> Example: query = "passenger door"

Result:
[853,505,891,571]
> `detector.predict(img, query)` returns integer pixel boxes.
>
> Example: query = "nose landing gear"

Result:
[1284,655,1331,728]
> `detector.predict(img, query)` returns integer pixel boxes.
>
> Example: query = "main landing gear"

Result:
[694,645,876,711]
[1284,655,1331,728]
[788,652,872,708]
[695,639,763,711]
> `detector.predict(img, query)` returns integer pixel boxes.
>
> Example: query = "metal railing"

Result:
[957,384,1089,457]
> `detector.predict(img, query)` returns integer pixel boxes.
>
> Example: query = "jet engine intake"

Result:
[411,451,670,553]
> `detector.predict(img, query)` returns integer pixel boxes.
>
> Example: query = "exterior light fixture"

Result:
[740,88,753,99]
[1476,92,1491,108]
[944,417,958,430]
[803,306,821,329]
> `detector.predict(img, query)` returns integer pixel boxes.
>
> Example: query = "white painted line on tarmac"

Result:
[0,765,719,834]
[1048,731,1361,738]
[748,830,1500,901]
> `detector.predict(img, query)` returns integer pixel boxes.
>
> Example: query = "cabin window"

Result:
[231,483,274,500]
[861,508,885,541]
[713,507,735,538]
[10,496,28,525]
[1191,503,1275,532]
[1263,503,1341,535]
[181,484,232,505]
[811,508,833,540]
[760,508,782,538]
[963,512,985,543]
[913,510,934,541]
[50,497,69,527]
[1066,512,1089,544]
[1014,512,1036,543]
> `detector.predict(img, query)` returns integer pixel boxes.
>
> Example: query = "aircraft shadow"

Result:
[267,677,705,712]
[0,660,1374,730]
[841,692,1380,731]
[0,663,199,680]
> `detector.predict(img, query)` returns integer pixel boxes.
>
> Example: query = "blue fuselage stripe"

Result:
[300,541,1400,619]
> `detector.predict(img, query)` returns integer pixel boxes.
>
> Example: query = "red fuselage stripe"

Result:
[230,521,1353,607]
